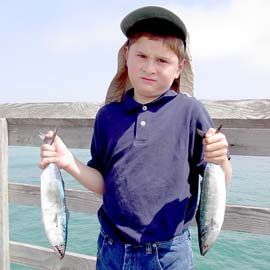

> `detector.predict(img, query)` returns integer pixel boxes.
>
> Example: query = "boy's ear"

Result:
[176,59,186,79]
[124,45,129,62]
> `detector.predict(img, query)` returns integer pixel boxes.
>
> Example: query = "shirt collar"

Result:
[124,89,178,112]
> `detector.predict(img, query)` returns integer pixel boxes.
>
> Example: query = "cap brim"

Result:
[120,6,187,43]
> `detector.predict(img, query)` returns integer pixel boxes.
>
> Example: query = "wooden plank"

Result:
[7,118,94,149]
[213,118,270,129]
[10,241,96,270]
[0,100,270,120]
[190,204,270,235]
[0,102,101,119]
[1,100,270,133]
[9,183,270,235]
[8,183,102,214]
[65,188,102,214]
[0,119,10,270]
[192,203,270,235]
[1,101,270,154]
[222,128,270,156]
[223,205,270,234]
[6,118,270,155]
[202,99,270,120]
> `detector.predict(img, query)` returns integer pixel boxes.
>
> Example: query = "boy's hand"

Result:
[203,128,229,165]
[39,130,74,170]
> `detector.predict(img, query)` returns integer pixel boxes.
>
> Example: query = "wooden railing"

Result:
[1,101,270,270]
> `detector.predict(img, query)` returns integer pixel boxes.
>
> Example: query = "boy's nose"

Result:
[142,60,156,74]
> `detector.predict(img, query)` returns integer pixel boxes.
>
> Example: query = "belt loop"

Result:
[100,228,114,245]
[145,243,153,255]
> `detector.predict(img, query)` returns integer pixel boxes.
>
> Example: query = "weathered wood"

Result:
[202,99,270,120]
[0,119,10,270]
[1,101,269,154]
[213,119,270,129]
[5,118,270,155]
[223,205,270,235]
[8,183,102,213]
[0,102,101,119]
[222,128,270,156]
[7,118,94,149]
[0,100,269,120]
[9,183,270,235]
[10,241,96,270]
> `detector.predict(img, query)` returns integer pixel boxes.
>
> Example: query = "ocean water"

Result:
[8,146,270,270]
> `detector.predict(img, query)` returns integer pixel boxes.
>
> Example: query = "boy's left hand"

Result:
[203,128,229,165]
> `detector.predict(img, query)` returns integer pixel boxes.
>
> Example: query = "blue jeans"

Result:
[96,229,194,270]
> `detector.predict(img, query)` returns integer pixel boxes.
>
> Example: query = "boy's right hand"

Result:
[39,130,74,171]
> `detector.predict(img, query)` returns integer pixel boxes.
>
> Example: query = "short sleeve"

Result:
[87,109,104,172]
[188,100,214,175]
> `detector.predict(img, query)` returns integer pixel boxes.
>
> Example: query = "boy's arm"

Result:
[220,159,232,186]
[40,131,105,195]
[203,128,232,186]
[65,155,104,195]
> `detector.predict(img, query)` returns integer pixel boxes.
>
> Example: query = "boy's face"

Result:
[125,36,184,104]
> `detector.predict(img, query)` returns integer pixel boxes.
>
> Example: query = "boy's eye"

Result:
[158,58,168,64]
[137,54,146,59]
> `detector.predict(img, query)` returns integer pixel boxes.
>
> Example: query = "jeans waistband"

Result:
[100,227,190,248]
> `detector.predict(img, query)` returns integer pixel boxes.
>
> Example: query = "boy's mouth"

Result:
[141,77,156,82]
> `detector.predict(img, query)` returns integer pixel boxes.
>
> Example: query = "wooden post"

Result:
[0,119,10,270]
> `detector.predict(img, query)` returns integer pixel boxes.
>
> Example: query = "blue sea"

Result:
[8,146,270,270]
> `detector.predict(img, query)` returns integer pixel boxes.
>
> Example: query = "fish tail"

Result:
[54,243,66,259]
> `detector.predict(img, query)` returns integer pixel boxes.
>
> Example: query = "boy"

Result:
[40,6,231,270]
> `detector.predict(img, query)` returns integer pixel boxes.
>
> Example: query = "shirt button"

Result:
[140,121,146,126]
[142,105,147,111]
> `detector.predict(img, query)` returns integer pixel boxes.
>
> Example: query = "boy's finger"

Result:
[40,144,56,152]
[204,156,228,165]
[204,138,228,154]
[39,157,58,168]
[205,128,216,137]
[205,124,223,138]
[40,150,58,159]
[39,163,45,169]
[204,132,226,145]
[39,159,48,169]
[204,146,228,158]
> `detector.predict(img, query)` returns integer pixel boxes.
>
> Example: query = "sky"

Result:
[1,0,269,103]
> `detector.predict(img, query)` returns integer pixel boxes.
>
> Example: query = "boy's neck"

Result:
[133,90,168,104]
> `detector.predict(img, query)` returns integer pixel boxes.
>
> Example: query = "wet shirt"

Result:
[87,89,214,244]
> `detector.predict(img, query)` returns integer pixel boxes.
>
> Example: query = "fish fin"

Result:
[38,127,58,144]
[37,130,45,141]
[216,124,223,133]
[50,127,58,145]
[196,128,206,138]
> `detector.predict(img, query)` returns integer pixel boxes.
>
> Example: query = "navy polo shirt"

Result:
[87,89,214,244]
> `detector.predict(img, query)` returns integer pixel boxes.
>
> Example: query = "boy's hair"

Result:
[127,32,186,62]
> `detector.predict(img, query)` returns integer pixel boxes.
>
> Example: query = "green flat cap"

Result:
[121,6,187,46]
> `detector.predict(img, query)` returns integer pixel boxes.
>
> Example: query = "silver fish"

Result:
[40,128,69,259]
[196,125,226,256]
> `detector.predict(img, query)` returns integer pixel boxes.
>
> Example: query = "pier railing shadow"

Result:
[1,101,270,270]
